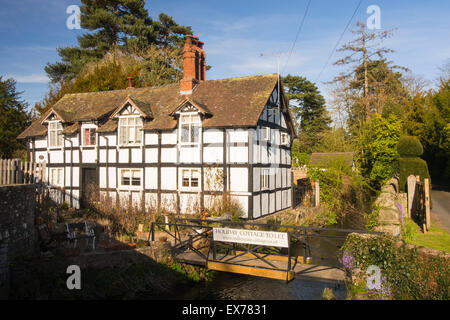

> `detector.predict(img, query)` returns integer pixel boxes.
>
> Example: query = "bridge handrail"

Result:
[174,217,382,235]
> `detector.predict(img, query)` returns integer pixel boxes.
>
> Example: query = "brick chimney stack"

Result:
[127,76,134,89]
[180,35,205,95]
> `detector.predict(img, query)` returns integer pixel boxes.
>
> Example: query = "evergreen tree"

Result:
[45,0,191,83]
[0,77,31,158]
[282,75,331,153]
[404,78,450,184]
[154,13,193,48]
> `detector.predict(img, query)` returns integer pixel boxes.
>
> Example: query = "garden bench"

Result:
[65,221,96,250]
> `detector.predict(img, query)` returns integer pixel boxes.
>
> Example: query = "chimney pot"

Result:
[127,77,134,89]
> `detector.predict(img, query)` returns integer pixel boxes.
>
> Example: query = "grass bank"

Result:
[402,218,450,253]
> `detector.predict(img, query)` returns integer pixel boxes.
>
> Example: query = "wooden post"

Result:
[38,162,42,182]
[32,162,37,183]
[6,159,11,185]
[24,161,29,184]
[18,161,23,184]
[0,159,3,185]
[42,161,47,183]
[424,178,431,231]
[407,175,416,218]
[314,181,320,207]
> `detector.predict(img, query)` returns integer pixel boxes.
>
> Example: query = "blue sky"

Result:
[1,0,449,111]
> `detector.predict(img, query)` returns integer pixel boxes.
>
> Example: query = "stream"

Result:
[173,272,347,300]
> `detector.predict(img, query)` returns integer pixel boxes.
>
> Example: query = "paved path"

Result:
[431,187,450,233]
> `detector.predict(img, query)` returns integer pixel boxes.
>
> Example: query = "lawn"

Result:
[402,218,450,253]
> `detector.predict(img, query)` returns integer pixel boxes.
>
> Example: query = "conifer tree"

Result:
[282,75,331,153]
[0,77,31,158]
[45,0,191,83]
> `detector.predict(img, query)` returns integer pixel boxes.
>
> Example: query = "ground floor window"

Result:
[182,168,199,188]
[262,169,270,189]
[120,169,142,188]
[50,168,63,186]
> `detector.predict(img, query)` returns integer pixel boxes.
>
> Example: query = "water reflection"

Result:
[178,272,346,300]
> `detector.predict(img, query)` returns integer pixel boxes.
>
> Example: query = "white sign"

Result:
[213,227,289,248]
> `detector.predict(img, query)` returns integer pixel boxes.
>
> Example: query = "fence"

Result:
[0,159,50,206]
[0,159,47,185]
[295,178,320,208]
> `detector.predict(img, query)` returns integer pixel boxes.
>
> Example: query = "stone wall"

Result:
[0,184,37,299]
[373,178,402,236]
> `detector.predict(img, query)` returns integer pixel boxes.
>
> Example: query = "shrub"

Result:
[87,190,156,237]
[356,114,403,188]
[397,135,424,157]
[341,234,450,300]
[398,157,430,192]
[307,160,376,228]
[292,152,310,167]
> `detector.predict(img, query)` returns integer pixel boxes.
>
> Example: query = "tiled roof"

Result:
[19,74,290,138]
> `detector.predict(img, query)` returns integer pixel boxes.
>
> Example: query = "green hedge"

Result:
[399,157,430,192]
[341,234,450,300]
[397,136,424,157]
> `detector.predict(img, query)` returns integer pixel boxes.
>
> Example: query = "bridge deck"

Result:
[176,251,345,283]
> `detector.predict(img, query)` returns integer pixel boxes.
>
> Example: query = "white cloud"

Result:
[7,74,49,83]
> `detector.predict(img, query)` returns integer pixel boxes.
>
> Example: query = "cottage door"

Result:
[81,167,98,208]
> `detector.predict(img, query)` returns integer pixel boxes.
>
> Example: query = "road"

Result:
[431,186,450,233]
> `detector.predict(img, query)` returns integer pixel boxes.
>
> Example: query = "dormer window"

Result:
[119,116,143,145]
[48,121,63,148]
[179,113,201,145]
[82,124,97,146]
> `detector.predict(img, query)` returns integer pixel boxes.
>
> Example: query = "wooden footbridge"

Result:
[150,218,380,283]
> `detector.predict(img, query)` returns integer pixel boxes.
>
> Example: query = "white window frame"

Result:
[180,168,200,190]
[281,132,289,145]
[50,168,64,186]
[118,116,143,146]
[82,124,97,146]
[262,169,270,190]
[263,127,271,141]
[178,112,201,146]
[118,168,143,190]
[48,121,63,149]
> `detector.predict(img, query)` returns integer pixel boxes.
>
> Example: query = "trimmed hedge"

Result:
[399,157,430,192]
[397,136,424,157]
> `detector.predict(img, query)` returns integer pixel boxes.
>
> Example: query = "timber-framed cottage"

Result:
[18,35,296,219]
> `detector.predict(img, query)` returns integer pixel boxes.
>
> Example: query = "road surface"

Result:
[431,186,450,233]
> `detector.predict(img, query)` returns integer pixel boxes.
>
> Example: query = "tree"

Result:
[37,45,184,115]
[45,0,191,83]
[283,75,331,153]
[154,13,193,48]
[314,127,355,153]
[356,114,403,188]
[331,22,408,133]
[39,0,192,115]
[404,78,450,184]
[0,77,31,158]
